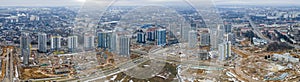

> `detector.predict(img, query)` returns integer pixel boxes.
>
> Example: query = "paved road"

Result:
[246,16,273,43]
[234,58,262,82]
[246,15,300,49]
[2,47,14,82]
[75,48,169,82]
[72,46,223,82]
[232,47,261,82]
[74,57,149,82]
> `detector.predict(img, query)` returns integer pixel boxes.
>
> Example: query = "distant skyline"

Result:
[0,0,300,7]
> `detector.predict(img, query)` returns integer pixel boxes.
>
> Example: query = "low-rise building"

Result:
[273,53,299,63]
[253,37,267,46]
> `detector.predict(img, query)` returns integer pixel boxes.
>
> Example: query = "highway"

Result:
[1,46,16,82]
[69,48,157,81]
[74,47,226,82]
[231,46,281,82]
[246,15,300,49]
[232,46,258,82]
[73,57,149,82]
[234,58,262,82]
[246,16,273,43]
[46,43,283,82]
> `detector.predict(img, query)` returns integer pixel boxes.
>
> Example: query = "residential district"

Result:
[0,5,300,82]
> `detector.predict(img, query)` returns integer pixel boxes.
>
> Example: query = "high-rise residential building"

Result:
[218,43,226,61]
[137,30,146,43]
[200,32,210,46]
[97,31,112,49]
[21,32,30,66]
[38,33,47,53]
[118,35,130,57]
[226,33,236,44]
[210,28,218,50]
[218,25,225,44]
[227,41,232,57]
[110,32,118,52]
[211,25,225,50]
[181,24,190,42]
[169,23,177,37]
[225,24,232,33]
[51,35,61,51]
[188,30,198,48]
[147,28,156,41]
[68,36,78,52]
[156,28,167,46]
[84,34,95,50]
[218,41,231,61]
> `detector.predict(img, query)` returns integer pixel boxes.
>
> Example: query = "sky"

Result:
[0,0,300,6]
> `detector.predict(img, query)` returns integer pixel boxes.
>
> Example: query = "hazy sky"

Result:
[0,0,300,6]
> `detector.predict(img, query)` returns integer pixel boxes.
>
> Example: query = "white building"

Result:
[273,53,299,63]
[188,30,198,48]
[253,37,267,46]
[68,36,78,52]
[110,32,118,52]
[51,35,61,51]
[217,25,225,45]
[209,51,219,59]
[181,24,190,42]
[38,33,47,52]
[84,34,95,50]
[218,41,231,61]
[218,43,226,61]
[209,25,225,50]
[118,35,130,57]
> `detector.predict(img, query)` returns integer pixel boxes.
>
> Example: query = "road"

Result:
[71,48,160,82]
[71,46,214,81]
[232,47,260,82]
[1,46,15,82]
[234,58,262,82]
[246,15,300,49]
[73,57,149,82]
[246,16,273,43]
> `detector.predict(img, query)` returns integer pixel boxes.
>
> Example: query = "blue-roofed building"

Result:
[156,29,167,46]
[136,30,146,43]
[147,28,156,41]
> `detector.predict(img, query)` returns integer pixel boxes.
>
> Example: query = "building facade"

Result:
[38,33,47,52]
[225,24,232,33]
[68,36,78,52]
[21,32,30,66]
[200,32,210,46]
[84,34,95,50]
[118,35,130,57]
[188,30,198,48]
[156,29,167,46]
[51,35,61,51]
[97,31,112,49]
[218,41,231,61]
[137,30,146,43]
